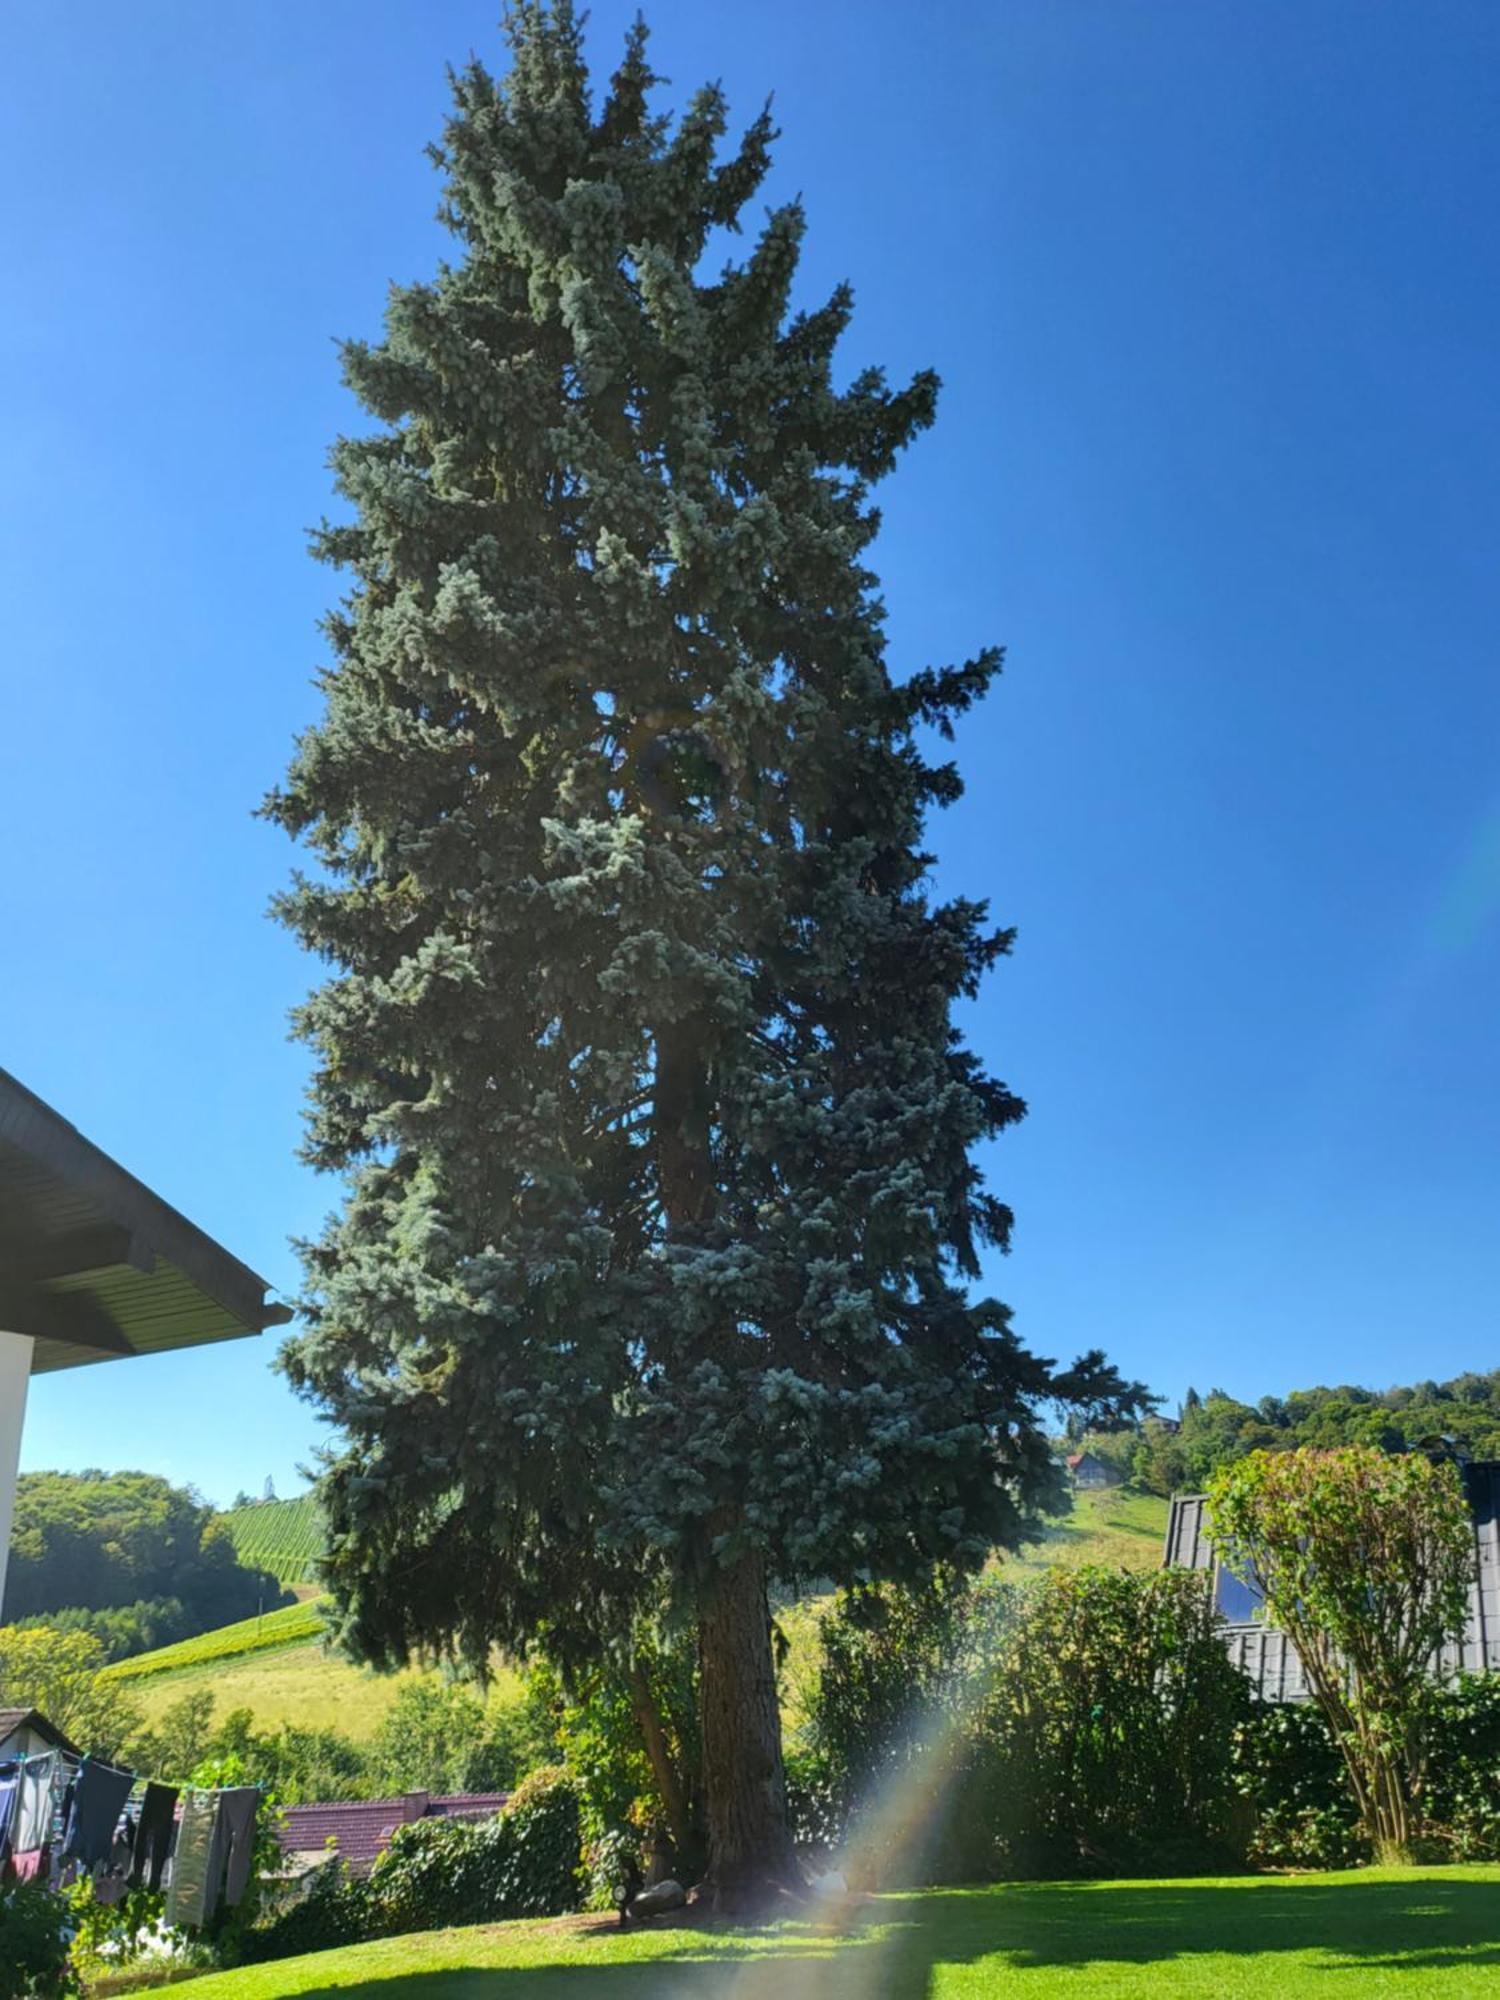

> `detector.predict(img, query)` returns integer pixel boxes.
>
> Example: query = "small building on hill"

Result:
[1067,1450,1123,1491]
[0,1707,80,1762]
[1163,1458,1500,1702]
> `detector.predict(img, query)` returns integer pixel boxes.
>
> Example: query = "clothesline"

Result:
[0,1743,262,1928]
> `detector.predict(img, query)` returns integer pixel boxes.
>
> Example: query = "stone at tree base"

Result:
[630,1879,687,1918]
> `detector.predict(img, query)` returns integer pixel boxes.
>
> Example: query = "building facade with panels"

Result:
[1162,1459,1500,1702]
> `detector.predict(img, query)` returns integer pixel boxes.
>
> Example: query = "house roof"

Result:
[0,1068,291,1375]
[279,1792,510,1869]
[0,1707,82,1758]
[1163,1459,1500,1699]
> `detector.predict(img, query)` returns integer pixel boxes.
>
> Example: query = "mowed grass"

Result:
[176,1868,1500,1998]
[1008,1485,1168,1576]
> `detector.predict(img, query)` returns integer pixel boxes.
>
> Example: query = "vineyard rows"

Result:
[219,1495,325,1585]
[104,1598,326,1682]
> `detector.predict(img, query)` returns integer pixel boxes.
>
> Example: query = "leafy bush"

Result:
[495,1765,585,1915]
[1233,1672,1500,1868]
[237,1861,375,1966]
[1421,1671,1500,1858]
[369,1814,517,1935]
[805,1565,1251,1885]
[0,1883,78,2000]
[1231,1700,1364,1869]
[244,1766,584,1967]
[527,1634,702,1884]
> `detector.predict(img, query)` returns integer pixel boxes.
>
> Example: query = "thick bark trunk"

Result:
[654,1020,801,1904]
[697,1536,805,1907]
[628,1660,696,1866]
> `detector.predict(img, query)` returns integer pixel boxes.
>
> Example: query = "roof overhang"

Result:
[0,1068,291,1375]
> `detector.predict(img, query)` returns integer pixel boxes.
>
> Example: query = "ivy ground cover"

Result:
[179,1866,1500,1998]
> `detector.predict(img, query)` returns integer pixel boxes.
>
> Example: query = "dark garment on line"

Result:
[130,1781,179,1891]
[166,1790,217,1929]
[63,1757,134,1868]
[0,1761,19,1864]
[210,1787,260,1910]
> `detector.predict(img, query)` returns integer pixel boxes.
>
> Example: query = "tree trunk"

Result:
[654,1020,802,1905]
[696,1534,805,1908]
[628,1660,696,1867]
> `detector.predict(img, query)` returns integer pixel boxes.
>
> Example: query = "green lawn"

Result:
[179,1868,1500,1998]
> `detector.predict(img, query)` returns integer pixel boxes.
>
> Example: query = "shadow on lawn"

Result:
[282,1875,1500,1998]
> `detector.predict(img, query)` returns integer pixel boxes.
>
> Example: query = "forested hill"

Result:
[1,1470,292,1660]
[1127,1367,1500,1494]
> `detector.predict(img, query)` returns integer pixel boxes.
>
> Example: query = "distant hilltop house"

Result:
[1067,1450,1123,1491]
[1163,1460,1500,1702]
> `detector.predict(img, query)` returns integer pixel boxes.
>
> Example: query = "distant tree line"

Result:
[1069,1367,1500,1498]
[2,1470,292,1659]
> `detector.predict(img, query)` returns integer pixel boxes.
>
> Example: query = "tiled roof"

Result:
[280,1791,509,1869]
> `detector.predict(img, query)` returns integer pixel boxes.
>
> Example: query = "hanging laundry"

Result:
[11,1751,57,1856]
[62,1757,134,1869]
[130,1780,180,1892]
[165,1789,217,1929]
[0,1760,19,1864]
[213,1788,260,1909]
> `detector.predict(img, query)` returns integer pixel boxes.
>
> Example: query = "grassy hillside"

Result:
[104,1598,326,1682]
[1009,1485,1168,1575]
[218,1495,325,1585]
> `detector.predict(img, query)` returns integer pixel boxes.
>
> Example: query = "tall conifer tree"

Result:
[269,3,1139,1900]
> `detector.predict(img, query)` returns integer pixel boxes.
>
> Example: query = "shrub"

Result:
[0,1882,79,2000]
[1208,1446,1473,1862]
[805,1564,1250,1885]
[238,1861,376,1967]
[498,1765,585,1916]
[369,1815,515,1936]
[975,1566,1253,1879]
[1232,1700,1364,1869]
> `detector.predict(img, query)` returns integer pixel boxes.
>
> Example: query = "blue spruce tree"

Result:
[267,3,1140,1901]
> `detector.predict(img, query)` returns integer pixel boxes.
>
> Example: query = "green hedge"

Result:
[241,1767,583,1968]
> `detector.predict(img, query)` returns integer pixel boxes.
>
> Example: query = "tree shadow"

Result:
[279,1873,1500,1998]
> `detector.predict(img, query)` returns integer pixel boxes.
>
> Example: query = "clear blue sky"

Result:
[7,1,1500,1505]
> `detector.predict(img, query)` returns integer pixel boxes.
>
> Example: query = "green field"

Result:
[218,1495,325,1585]
[176,1868,1500,1998]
